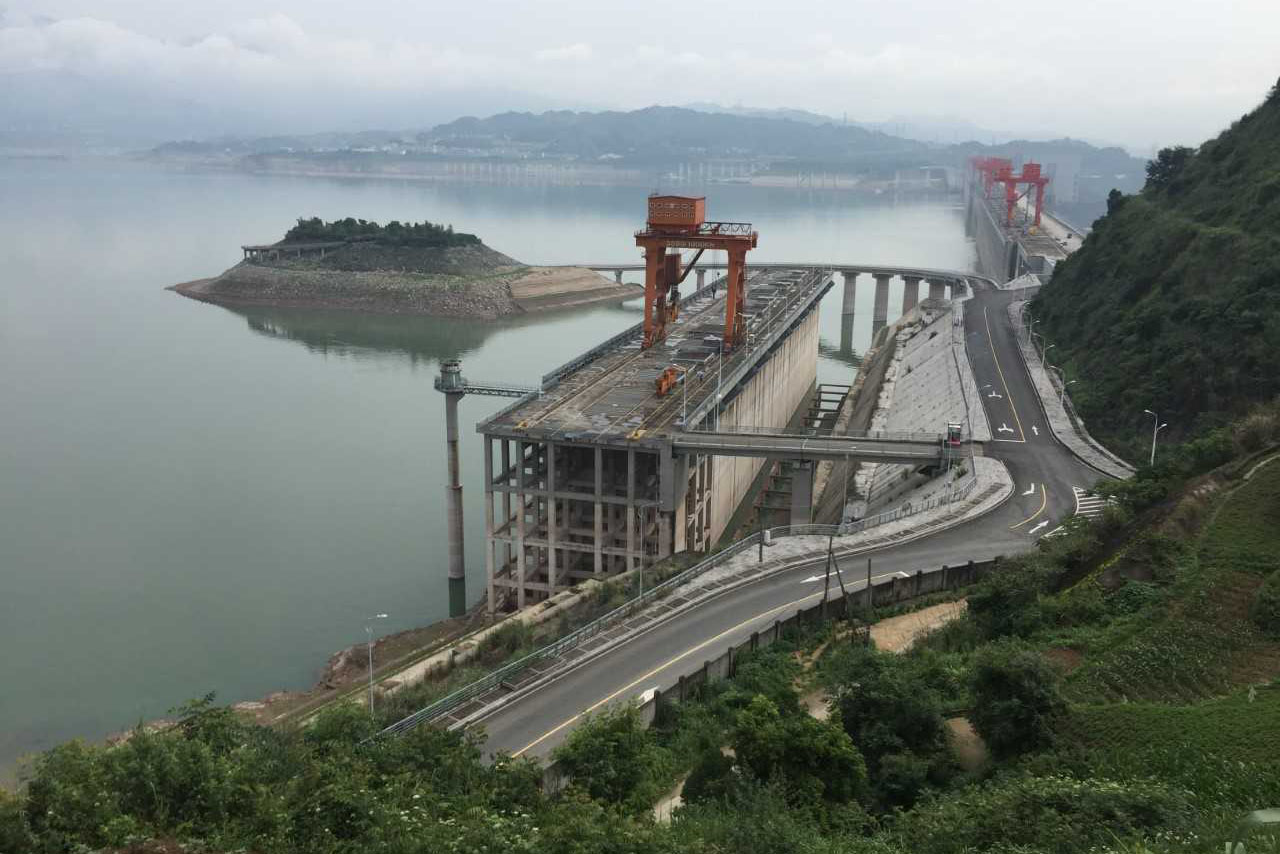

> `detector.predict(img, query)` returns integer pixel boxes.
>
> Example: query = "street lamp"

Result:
[365,613,389,716]
[1060,379,1078,407]
[1142,409,1169,466]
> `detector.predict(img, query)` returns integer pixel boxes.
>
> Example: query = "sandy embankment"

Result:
[171,264,638,319]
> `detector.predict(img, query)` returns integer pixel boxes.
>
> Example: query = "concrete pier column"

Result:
[613,269,624,284]
[696,269,707,288]
[789,462,815,526]
[872,273,891,335]
[928,278,947,301]
[438,361,467,617]
[840,270,859,355]
[901,275,922,315]
[841,271,859,316]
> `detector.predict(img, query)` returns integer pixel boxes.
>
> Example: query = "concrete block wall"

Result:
[862,304,979,511]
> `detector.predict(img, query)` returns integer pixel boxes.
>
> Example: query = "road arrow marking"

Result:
[800,575,826,584]
[1028,520,1049,535]
[987,390,1003,399]
[1032,425,1040,436]
[896,571,911,579]
[998,423,1014,434]
[1022,483,1036,496]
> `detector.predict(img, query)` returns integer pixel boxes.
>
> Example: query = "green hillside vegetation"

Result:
[5,423,1280,853]
[1032,78,1280,458]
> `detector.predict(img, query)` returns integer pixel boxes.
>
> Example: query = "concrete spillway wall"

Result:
[698,307,820,546]
[968,190,1018,283]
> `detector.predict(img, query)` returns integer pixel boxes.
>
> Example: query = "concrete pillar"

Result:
[872,273,891,333]
[516,441,527,610]
[626,449,637,571]
[841,271,859,316]
[901,275,922,315]
[483,436,495,615]
[928,278,947,301]
[443,390,466,617]
[696,268,706,288]
[789,462,815,526]
[546,442,557,594]
[839,271,858,355]
[593,446,603,575]
[613,269,624,284]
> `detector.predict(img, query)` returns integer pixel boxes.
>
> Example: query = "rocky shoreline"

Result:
[171,257,639,319]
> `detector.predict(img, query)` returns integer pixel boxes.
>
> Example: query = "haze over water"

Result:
[0,158,972,779]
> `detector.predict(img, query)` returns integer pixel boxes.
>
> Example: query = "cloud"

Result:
[1,9,1276,149]
[535,43,592,63]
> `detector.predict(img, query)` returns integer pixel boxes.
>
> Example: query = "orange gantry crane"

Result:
[636,195,758,351]
[994,161,1050,227]
[971,156,1012,198]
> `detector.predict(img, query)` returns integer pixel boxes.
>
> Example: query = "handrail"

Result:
[373,470,981,739]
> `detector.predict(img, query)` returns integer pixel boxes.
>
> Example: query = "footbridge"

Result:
[671,427,978,465]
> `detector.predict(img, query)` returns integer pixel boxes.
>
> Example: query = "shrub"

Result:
[732,696,867,805]
[551,703,668,811]
[894,773,1196,854]
[0,789,32,854]
[1251,571,1280,637]
[969,640,1066,759]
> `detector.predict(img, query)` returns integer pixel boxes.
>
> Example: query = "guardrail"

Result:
[374,471,981,739]
[685,424,951,443]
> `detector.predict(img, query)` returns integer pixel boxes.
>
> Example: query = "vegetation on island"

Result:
[4,400,1280,853]
[1032,77,1280,459]
[283,217,480,248]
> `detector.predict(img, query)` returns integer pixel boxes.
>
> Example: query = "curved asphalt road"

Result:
[474,279,1107,760]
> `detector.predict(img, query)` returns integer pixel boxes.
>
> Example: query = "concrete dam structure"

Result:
[475,267,829,612]
[965,171,1071,283]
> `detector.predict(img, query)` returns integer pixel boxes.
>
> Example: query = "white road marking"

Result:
[998,423,1015,434]
[800,575,826,584]
[987,390,1003,399]
[1022,483,1036,496]
[1028,520,1049,535]
[1072,486,1115,520]
[1032,425,1040,436]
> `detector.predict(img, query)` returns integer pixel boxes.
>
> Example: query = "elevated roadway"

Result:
[466,277,1107,759]
[672,428,976,465]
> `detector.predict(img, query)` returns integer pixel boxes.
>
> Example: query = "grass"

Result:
[1065,683,1280,765]
[1199,458,1280,575]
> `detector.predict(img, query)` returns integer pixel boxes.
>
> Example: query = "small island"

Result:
[171,217,638,318]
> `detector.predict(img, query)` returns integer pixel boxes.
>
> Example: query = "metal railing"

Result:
[375,469,984,739]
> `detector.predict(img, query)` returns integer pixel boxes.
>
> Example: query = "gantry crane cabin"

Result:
[636,195,758,353]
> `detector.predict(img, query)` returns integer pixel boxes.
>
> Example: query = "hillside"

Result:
[170,217,638,319]
[1032,79,1280,457]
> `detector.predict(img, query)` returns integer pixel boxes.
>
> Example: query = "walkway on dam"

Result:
[671,428,970,465]
[466,279,1106,759]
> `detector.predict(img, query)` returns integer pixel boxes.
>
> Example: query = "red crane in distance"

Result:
[971,156,1013,198]
[635,195,758,351]
[994,161,1051,227]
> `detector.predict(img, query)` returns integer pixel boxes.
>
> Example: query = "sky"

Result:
[2,0,1277,151]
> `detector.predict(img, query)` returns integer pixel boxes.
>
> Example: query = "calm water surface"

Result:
[0,159,972,778]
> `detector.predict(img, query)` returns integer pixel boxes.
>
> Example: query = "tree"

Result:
[551,704,664,810]
[969,639,1066,759]
[1144,146,1194,192]
[732,695,867,804]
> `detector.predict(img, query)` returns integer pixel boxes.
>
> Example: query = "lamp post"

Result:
[1142,409,1169,466]
[1060,379,1078,407]
[365,613,389,716]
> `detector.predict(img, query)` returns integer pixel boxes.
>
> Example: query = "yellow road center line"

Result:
[1009,484,1047,529]
[512,573,896,757]
[982,305,1025,441]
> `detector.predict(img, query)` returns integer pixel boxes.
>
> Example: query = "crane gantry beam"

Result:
[636,195,758,351]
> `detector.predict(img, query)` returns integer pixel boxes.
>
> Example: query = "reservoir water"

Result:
[0,158,972,779]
